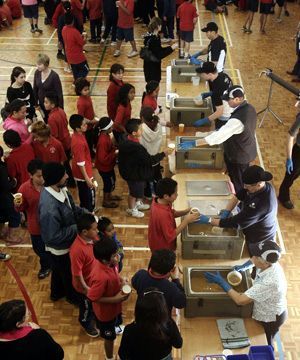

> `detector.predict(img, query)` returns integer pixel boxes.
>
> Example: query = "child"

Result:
[75,77,98,158]
[16,159,52,279]
[148,177,199,251]
[21,0,43,33]
[177,0,198,58]
[97,216,124,272]
[259,0,272,34]
[87,237,130,360]
[31,121,67,164]
[204,0,228,14]
[141,80,161,115]
[102,0,118,45]
[44,92,75,187]
[118,119,168,218]
[6,0,22,19]
[161,0,176,42]
[70,114,96,212]
[86,0,102,43]
[3,130,35,191]
[242,0,258,33]
[95,117,121,208]
[107,63,125,121]
[69,213,100,337]
[3,99,31,144]
[113,83,135,143]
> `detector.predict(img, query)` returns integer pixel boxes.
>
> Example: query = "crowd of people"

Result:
[0,0,297,359]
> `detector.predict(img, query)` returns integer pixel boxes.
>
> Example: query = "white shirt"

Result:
[245,263,287,322]
[205,117,244,146]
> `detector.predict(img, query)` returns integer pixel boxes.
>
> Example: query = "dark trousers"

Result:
[292,55,300,78]
[260,311,287,347]
[71,61,89,81]
[134,0,143,18]
[85,128,96,158]
[78,293,95,329]
[162,16,174,39]
[141,0,155,25]
[279,143,300,202]
[156,0,164,19]
[90,17,102,39]
[224,155,249,194]
[64,148,75,186]
[103,15,117,42]
[50,253,79,302]
[76,181,95,212]
[144,163,162,198]
[44,0,58,21]
[30,234,52,271]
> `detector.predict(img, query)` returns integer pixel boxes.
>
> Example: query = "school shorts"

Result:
[116,27,134,42]
[276,0,284,7]
[70,61,89,80]
[259,3,272,14]
[99,170,116,193]
[96,314,122,341]
[23,4,39,19]
[127,180,145,199]
[180,30,194,43]
[247,0,259,12]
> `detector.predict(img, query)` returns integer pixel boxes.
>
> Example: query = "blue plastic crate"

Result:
[227,355,250,359]
[248,346,275,360]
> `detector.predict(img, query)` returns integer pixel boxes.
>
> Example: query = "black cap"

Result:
[242,165,273,185]
[201,22,218,32]
[251,241,282,263]
[222,85,245,101]
[196,61,217,74]
[42,162,66,186]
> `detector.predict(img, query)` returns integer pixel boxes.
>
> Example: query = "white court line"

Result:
[115,224,148,229]
[46,29,57,45]
[0,244,150,251]
[25,67,34,81]
[0,43,57,46]
[222,14,233,48]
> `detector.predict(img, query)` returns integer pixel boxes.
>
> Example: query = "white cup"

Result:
[190,207,200,215]
[122,284,132,295]
[191,76,200,86]
[168,143,175,150]
[227,270,242,286]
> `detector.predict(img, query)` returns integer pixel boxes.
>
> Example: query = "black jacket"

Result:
[0,161,15,212]
[118,140,165,181]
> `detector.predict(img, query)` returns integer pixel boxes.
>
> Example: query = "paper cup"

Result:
[122,284,132,295]
[190,207,200,215]
[93,180,98,188]
[227,270,242,286]
[223,349,233,356]
[194,95,203,106]
[13,193,22,200]
[178,123,184,133]
[191,76,200,86]
[168,143,175,149]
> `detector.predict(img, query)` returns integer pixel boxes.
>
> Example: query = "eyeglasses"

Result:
[143,290,164,296]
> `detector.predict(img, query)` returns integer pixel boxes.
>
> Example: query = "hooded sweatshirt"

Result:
[140,123,163,156]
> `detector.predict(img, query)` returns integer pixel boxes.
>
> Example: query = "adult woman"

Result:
[118,288,183,360]
[33,53,63,122]
[0,299,64,359]
[143,17,177,83]
[6,67,36,120]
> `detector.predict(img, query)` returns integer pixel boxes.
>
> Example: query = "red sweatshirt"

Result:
[107,79,124,120]
[95,133,116,172]
[48,107,71,151]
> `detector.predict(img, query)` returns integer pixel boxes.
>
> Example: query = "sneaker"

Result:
[161,37,170,43]
[84,326,100,338]
[0,253,11,261]
[223,6,228,15]
[88,38,97,43]
[113,50,121,57]
[34,27,43,34]
[111,41,117,46]
[38,268,51,280]
[136,200,150,211]
[246,29,252,34]
[64,67,72,73]
[278,198,294,209]
[127,50,139,58]
[56,52,65,60]
[242,26,247,32]
[126,208,144,218]
[284,10,289,16]
[100,38,105,43]
[115,325,125,335]
[275,17,282,23]
[30,28,35,33]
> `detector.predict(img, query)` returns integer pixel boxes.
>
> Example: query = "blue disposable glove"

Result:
[178,140,196,151]
[194,117,211,127]
[219,209,231,219]
[286,158,293,175]
[201,91,213,100]
[195,214,210,224]
[191,50,202,58]
[204,271,232,292]
[189,56,203,65]
[233,259,254,273]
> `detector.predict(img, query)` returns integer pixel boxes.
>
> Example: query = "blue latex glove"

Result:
[286,158,293,175]
[191,50,202,58]
[195,214,210,224]
[194,117,211,127]
[189,56,203,65]
[201,91,213,100]
[219,209,231,219]
[178,140,196,151]
[204,271,232,292]
[233,259,254,273]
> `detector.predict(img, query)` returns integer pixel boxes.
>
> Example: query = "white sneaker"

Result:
[136,201,150,211]
[100,38,105,43]
[111,41,117,46]
[113,50,121,57]
[126,208,144,218]
[115,325,125,335]
[127,50,139,58]
[64,67,72,73]
[161,37,170,43]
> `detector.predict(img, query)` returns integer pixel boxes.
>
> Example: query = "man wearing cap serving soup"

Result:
[179,85,257,194]
[204,240,287,348]
[195,165,278,256]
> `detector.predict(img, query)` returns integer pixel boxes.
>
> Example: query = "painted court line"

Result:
[46,29,57,45]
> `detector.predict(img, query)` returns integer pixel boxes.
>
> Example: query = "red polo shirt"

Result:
[142,94,157,112]
[177,2,198,32]
[5,143,35,191]
[70,235,96,293]
[17,180,41,235]
[88,261,122,322]
[117,0,134,29]
[71,132,93,180]
[148,198,177,252]
[113,103,131,131]
[48,107,71,151]
[32,136,67,164]
[86,0,102,20]
[95,133,116,172]
[62,25,86,65]
[107,79,124,120]
[77,95,95,121]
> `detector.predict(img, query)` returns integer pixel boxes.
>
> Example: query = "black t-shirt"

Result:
[6,82,36,119]
[209,72,232,110]
[289,112,300,146]
[207,35,227,71]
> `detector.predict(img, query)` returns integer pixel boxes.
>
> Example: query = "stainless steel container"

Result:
[175,136,224,170]
[186,180,232,196]
[171,59,198,83]
[181,199,244,260]
[170,97,213,126]
[183,266,253,318]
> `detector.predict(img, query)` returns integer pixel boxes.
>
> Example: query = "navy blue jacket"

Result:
[131,269,186,313]
[163,0,176,17]
[220,182,277,245]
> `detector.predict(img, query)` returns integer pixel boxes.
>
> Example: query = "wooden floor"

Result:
[1,3,300,359]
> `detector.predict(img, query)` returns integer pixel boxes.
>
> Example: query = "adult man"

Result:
[204,240,287,347]
[190,22,227,73]
[197,165,278,255]
[278,98,300,209]
[180,85,257,193]
[194,61,233,129]
[39,162,86,304]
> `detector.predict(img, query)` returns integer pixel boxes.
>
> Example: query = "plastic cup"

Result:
[13,193,23,205]
[178,123,184,133]
[191,76,200,86]
[190,207,200,215]
[194,95,203,106]
[93,180,98,188]
[223,349,233,356]
[122,284,132,295]
[227,270,242,286]
[168,143,175,150]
